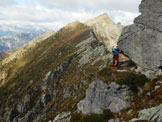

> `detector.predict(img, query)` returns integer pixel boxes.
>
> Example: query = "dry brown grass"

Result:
[120,79,162,121]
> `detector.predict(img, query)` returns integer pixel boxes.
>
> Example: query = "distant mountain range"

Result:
[0,25,47,37]
[0,33,39,52]
[0,25,50,52]
[0,45,9,51]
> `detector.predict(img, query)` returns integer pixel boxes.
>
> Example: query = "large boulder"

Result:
[77,79,133,114]
[118,0,162,78]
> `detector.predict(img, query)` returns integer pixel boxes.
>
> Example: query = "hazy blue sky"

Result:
[0,0,141,30]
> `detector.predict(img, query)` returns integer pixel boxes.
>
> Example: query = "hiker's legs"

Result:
[112,56,115,67]
[116,56,119,67]
[112,56,119,67]
[113,56,119,67]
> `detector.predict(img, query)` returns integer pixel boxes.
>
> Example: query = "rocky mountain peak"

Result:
[85,13,121,51]
[85,13,113,25]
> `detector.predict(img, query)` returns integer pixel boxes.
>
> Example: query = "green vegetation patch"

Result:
[98,68,112,77]
[117,72,150,93]
[70,110,113,122]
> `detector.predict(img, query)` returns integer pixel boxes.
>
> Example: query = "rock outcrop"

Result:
[51,112,71,122]
[130,103,162,122]
[118,0,162,78]
[77,79,133,114]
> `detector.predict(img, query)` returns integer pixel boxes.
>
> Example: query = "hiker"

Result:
[112,46,120,67]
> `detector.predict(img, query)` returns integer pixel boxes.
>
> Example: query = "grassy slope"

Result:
[0,22,108,121]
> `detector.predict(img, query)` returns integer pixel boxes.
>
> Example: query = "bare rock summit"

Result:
[86,13,122,51]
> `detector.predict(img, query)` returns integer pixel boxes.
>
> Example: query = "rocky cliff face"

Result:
[118,0,162,79]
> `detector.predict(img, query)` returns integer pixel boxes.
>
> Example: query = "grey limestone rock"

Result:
[53,112,71,122]
[130,103,162,122]
[118,0,162,78]
[77,79,133,114]
[108,118,120,122]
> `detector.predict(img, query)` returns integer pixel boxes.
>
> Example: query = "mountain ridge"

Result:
[0,14,120,121]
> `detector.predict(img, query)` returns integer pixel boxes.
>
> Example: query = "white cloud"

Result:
[0,0,16,6]
[108,10,139,25]
[37,0,141,12]
[0,0,141,31]
[0,6,105,30]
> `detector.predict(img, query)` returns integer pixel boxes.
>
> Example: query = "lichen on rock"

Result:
[130,103,162,122]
